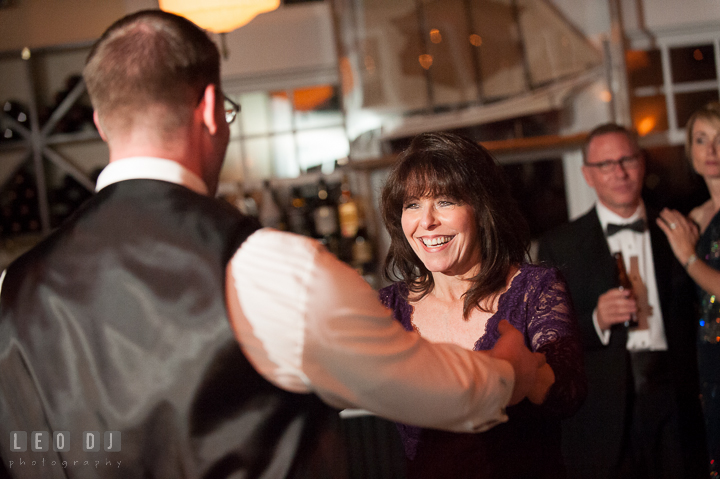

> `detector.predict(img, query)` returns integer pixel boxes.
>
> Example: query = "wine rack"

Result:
[0,42,98,244]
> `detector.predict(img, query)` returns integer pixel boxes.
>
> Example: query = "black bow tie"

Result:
[606,219,646,236]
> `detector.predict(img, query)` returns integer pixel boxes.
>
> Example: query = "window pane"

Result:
[239,92,270,136]
[272,133,300,179]
[243,137,273,180]
[220,137,245,183]
[270,91,293,133]
[626,49,663,89]
[675,90,719,128]
[630,94,668,136]
[293,85,344,130]
[670,44,716,83]
[296,127,349,172]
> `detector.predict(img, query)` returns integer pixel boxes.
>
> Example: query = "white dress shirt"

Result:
[88,157,515,433]
[593,202,668,351]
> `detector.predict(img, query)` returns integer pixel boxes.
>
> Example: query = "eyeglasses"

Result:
[224,95,241,124]
[584,154,641,174]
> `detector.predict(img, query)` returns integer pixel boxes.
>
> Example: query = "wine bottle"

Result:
[2,100,29,142]
[312,178,340,256]
[337,175,360,263]
[352,226,376,284]
[258,180,284,230]
[337,175,360,239]
[614,252,638,328]
[287,187,312,236]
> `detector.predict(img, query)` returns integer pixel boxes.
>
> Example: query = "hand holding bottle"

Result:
[613,252,638,328]
[595,288,638,331]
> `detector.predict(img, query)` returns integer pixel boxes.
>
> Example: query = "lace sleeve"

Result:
[526,267,587,418]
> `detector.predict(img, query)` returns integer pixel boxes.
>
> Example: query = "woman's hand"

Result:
[656,208,699,265]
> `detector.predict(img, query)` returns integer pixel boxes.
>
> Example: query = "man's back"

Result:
[0,179,342,478]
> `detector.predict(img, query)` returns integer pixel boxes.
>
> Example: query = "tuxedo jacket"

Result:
[537,206,704,472]
[0,180,343,479]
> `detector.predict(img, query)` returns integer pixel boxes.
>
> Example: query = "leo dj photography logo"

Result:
[7,431,122,471]
[10,431,120,452]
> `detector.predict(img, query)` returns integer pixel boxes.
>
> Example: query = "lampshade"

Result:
[159,0,281,33]
[273,86,335,111]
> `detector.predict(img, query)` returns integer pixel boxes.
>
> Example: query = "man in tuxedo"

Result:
[538,123,706,478]
[0,10,546,479]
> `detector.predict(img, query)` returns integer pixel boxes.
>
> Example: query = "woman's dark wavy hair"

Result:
[381,132,530,319]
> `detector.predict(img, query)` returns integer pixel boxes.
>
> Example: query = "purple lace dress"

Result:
[379,263,586,479]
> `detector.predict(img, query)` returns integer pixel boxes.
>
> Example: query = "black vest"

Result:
[0,180,343,478]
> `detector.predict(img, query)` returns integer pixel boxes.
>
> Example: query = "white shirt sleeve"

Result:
[225,229,514,433]
[592,308,611,345]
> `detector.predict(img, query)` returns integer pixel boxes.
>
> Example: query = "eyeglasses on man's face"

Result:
[224,95,241,124]
[584,154,641,174]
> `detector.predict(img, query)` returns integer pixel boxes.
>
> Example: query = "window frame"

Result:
[626,30,720,145]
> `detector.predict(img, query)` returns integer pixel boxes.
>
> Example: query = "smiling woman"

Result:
[378,132,587,479]
[400,195,479,279]
[381,132,530,318]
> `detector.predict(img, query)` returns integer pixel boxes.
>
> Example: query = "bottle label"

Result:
[338,201,360,238]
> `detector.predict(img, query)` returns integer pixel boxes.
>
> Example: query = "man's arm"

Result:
[226,229,540,433]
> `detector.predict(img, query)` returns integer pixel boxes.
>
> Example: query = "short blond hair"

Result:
[685,102,720,161]
[83,10,220,135]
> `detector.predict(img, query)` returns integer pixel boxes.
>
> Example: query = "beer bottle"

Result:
[614,252,638,328]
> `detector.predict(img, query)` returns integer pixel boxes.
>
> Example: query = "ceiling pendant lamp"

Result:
[159,0,281,33]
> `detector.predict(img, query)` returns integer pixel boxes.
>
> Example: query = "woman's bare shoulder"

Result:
[689,199,715,232]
